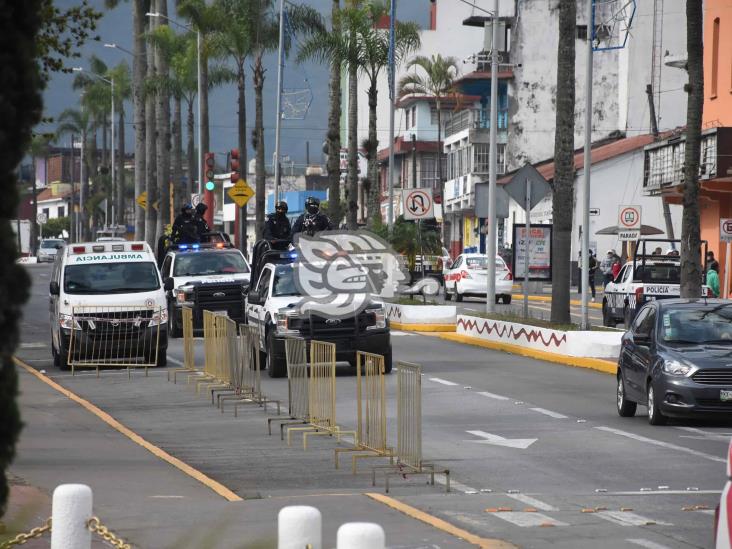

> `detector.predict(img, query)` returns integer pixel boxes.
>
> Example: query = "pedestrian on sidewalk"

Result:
[707,262,721,298]
[611,256,622,281]
[600,249,615,286]
[577,251,598,301]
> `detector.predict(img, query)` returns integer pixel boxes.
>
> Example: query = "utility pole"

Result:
[273,0,285,205]
[580,0,592,330]
[387,0,396,228]
[485,0,499,314]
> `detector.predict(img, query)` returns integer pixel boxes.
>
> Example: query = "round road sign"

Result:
[619,206,641,229]
[403,189,433,219]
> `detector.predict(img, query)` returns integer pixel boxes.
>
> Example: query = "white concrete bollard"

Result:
[278,505,322,549]
[336,522,385,549]
[51,484,93,549]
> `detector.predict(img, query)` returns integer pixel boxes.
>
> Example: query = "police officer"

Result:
[263,201,292,242]
[292,196,333,236]
[194,202,210,242]
[171,204,198,244]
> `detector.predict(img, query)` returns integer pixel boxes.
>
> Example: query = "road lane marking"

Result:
[696,509,716,516]
[626,539,674,549]
[14,357,243,502]
[676,426,732,441]
[477,391,509,401]
[596,511,671,526]
[488,511,567,527]
[19,342,46,349]
[594,426,726,463]
[434,476,479,493]
[529,407,568,419]
[429,377,458,386]
[466,430,537,450]
[168,356,185,367]
[611,490,721,496]
[504,493,557,511]
[366,493,517,548]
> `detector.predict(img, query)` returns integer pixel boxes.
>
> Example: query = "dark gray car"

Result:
[617,298,732,425]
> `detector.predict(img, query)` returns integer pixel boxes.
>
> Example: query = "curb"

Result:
[391,321,455,332]
[511,294,603,310]
[428,332,617,375]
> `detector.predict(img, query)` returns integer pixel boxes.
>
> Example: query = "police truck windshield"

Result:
[64,263,160,294]
[173,251,249,276]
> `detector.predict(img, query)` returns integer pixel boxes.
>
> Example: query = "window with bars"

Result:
[430,107,438,125]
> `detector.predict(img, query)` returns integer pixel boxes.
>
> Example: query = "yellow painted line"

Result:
[426,333,617,375]
[511,294,603,310]
[391,321,455,332]
[366,493,517,549]
[14,357,243,502]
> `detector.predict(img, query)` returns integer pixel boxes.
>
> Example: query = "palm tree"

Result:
[154,0,172,242]
[680,0,704,297]
[398,54,459,243]
[29,134,55,253]
[109,62,132,227]
[550,0,576,324]
[145,13,158,247]
[326,0,343,227]
[57,108,93,241]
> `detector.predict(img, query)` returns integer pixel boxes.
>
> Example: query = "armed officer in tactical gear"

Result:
[171,204,198,244]
[263,201,292,241]
[194,202,210,242]
[292,196,333,236]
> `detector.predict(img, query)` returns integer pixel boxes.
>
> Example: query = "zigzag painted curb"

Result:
[386,303,456,331]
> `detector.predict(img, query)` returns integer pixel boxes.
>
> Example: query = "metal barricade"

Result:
[194,310,221,392]
[67,305,164,377]
[198,314,236,402]
[335,352,394,473]
[268,335,309,438]
[286,340,355,449]
[371,361,449,492]
[169,306,197,383]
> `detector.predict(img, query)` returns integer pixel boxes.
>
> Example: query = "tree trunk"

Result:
[145,20,158,248]
[30,156,38,255]
[101,117,108,177]
[84,131,97,240]
[201,41,210,184]
[680,0,704,297]
[237,59,247,252]
[346,61,358,229]
[253,53,266,240]
[550,0,576,324]
[155,0,171,242]
[327,0,342,227]
[132,0,147,240]
[186,98,195,201]
[172,96,183,214]
[366,81,381,227]
[117,108,125,226]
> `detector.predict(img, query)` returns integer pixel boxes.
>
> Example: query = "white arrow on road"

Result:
[465,430,537,450]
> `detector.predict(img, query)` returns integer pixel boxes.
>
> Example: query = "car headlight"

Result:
[276,312,299,335]
[367,305,386,330]
[149,309,169,327]
[59,315,81,330]
[662,359,694,377]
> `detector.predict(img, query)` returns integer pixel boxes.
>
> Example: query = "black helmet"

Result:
[275,201,288,214]
[305,196,320,214]
[195,202,207,215]
[181,203,193,214]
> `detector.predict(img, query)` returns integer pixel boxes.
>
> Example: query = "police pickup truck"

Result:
[245,244,391,378]
[161,237,250,337]
[602,239,710,328]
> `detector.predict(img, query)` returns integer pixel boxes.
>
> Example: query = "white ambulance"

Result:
[49,241,168,370]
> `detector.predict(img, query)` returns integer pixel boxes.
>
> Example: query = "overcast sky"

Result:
[40,0,429,169]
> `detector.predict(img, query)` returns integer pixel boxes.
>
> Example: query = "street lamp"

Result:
[146,11,202,196]
[73,67,115,227]
[104,42,135,57]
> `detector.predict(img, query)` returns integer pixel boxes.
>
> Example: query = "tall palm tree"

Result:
[154,0,172,242]
[57,108,93,241]
[145,12,158,247]
[680,0,704,297]
[326,0,343,227]
[109,61,132,226]
[550,0,576,324]
[29,134,54,253]
[398,54,459,243]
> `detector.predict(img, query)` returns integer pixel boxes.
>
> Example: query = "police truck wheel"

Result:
[168,305,182,338]
[156,348,167,368]
[623,305,633,328]
[502,294,512,304]
[55,341,70,371]
[383,348,393,374]
[603,301,616,328]
[266,331,287,378]
[455,285,463,302]
[444,285,452,301]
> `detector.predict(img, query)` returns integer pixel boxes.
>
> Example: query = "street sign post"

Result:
[589,208,600,216]
[617,205,641,241]
[191,193,202,207]
[227,180,254,208]
[721,218,732,299]
[402,189,434,220]
[36,212,46,240]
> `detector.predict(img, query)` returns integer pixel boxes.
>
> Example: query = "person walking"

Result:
[600,250,615,286]
[611,256,622,281]
[578,250,598,301]
[707,262,721,298]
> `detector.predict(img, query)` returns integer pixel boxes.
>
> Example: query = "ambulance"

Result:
[49,241,168,370]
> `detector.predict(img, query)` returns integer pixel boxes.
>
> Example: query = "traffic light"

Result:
[230,149,240,183]
[204,152,215,191]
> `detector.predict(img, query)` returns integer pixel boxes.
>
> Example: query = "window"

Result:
[712,17,720,98]
[430,107,438,125]
[631,308,650,333]
[412,106,417,128]
[57,206,65,218]
[64,262,160,294]
[161,256,172,278]
[43,208,50,218]
[473,144,490,174]
[420,155,438,188]
[637,309,656,338]
[405,108,410,129]
[273,266,300,297]
[576,25,588,40]
[173,251,249,276]
[256,267,272,294]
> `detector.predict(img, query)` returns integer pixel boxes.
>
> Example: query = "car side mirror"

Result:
[163,278,174,291]
[248,290,261,304]
[49,281,60,296]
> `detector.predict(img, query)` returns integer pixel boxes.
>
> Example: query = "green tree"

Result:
[108,62,132,226]
[0,0,43,519]
[680,0,704,297]
[398,54,459,245]
[56,108,93,241]
[325,0,343,227]
[29,134,55,254]
[550,0,576,324]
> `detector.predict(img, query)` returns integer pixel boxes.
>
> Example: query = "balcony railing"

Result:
[644,130,719,193]
[444,109,508,138]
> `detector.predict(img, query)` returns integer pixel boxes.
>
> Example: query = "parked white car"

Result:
[37,238,65,262]
[443,253,513,303]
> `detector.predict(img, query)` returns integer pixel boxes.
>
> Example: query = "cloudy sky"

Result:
[41,0,430,169]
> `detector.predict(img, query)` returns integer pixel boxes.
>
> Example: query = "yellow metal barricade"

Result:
[287,340,355,449]
[335,351,393,473]
[371,361,450,492]
[67,305,164,377]
[169,306,196,383]
[199,314,236,401]
[193,310,219,390]
[268,335,308,437]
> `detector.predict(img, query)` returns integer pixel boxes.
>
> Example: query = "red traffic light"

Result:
[231,158,240,172]
[205,152,215,168]
[231,172,240,183]
[230,148,239,160]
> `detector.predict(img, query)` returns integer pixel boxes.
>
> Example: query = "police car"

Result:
[49,241,168,369]
[245,246,391,378]
[602,240,711,328]
[161,239,250,337]
[443,253,514,303]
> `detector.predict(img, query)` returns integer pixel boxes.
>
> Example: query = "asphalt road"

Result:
[10,263,728,549]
